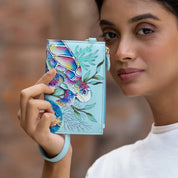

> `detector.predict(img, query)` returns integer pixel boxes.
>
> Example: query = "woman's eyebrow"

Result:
[99,14,160,27]
[129,13,160,23]
[99,20,115,27]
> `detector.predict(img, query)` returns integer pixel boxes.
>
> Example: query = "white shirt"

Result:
[86,123,178,178]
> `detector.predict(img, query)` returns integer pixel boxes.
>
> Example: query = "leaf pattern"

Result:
[93,75,104,80]
[86,113,97,122]
[71,102,97,123]
[74,45,98,70]
[87,81,103,85]
[96,60,104,73]
[84,103,96,110]
[74,110,82,120]
[83,71,91,83]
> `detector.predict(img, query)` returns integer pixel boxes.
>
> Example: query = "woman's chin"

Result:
[112,76,148,97]
[120,87,144,97]
[122,91,141,97]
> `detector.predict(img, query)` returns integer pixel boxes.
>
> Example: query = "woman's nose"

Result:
[115,37,136,62]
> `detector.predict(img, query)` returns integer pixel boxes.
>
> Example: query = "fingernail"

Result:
[49,86,55,92]
[48,69,54,74]
[50,122,56,127]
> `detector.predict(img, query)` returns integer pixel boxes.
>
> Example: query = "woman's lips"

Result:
[117,68,145,82]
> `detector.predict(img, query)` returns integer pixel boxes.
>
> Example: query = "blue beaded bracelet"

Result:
[38,134,70,162]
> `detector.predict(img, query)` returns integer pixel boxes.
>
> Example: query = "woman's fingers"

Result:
[20,84,55,122]
[16,69,69,157]
[30,112,56,144]
[18,69,56,122]
[22,99,54,131]
[19,98,57,145]
[36,113,56,136]
[36,69,56,85]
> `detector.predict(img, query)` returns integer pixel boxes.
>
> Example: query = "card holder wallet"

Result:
[45,38,110,135]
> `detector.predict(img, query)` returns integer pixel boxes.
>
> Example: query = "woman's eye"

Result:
[137,28,154,35]
[101,32,117,40]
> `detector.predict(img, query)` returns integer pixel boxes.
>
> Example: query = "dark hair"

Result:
[95,0,178,19]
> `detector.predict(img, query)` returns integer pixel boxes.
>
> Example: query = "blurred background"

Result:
[0,0,153,177]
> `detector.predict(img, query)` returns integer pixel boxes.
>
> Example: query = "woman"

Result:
[18,0,178,177]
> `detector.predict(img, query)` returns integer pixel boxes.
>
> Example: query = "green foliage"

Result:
[83,60,104,86]
[71,103,97,122]
[74,45,98,70]
[86,113,96,122]
[52,88,65,98]
[74,110,82,120]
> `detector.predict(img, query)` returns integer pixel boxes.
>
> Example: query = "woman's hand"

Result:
[17,69,71,158]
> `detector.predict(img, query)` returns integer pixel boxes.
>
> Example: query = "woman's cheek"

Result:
[109,55,118,76]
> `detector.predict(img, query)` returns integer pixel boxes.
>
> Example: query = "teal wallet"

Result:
[45,38,110,135]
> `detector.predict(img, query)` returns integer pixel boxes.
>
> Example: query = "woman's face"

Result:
[100,0,178,97]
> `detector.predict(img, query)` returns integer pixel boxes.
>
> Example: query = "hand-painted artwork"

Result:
[45,39,106,134]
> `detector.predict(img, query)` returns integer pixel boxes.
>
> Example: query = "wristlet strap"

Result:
[38,134,70,162]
